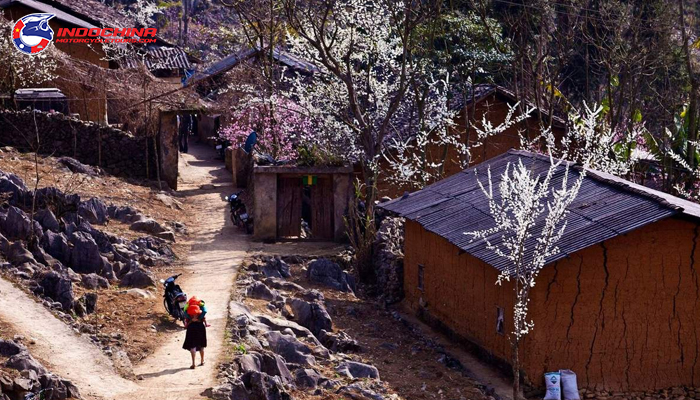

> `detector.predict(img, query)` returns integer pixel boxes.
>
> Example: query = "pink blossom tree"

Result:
[219,96,310,161]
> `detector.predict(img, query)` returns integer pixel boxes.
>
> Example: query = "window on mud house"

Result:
[418,264,424,291]
[496,307,505,335]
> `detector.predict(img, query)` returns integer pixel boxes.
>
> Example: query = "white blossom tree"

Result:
[523,102,642,177]
[282,0,443,279]
[381,72,457,188]
[466,154,585,400]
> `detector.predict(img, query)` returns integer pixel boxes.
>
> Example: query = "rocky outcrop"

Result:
[246,282,283,302]
[336,361,380,379]
[129,217,175,242]
[0,168,174,332]
[306,259,355,293]
[68,231,112,276]
[119,264,156,288]
[78,198,109,225]
[222,257,385,400]
[81,273,109,290]
[37,270,75,311]
[58,156,100,176]
[0,339,81,399]
[286,297,332,337]
[318,329,360,353]
[260,257,291,279]
[373,217,404,305]
[0,206,40,241]
[34,208,60,232]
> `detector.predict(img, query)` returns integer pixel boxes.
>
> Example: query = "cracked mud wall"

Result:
[527,217,700,391]
[404,218,700,392]
[404,220,514,367]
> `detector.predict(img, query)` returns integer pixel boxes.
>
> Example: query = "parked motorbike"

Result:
[213,137,231,160]
[225,191,253,234]
[161,273,187,323]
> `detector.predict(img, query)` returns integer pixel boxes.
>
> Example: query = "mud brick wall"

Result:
[404,217,700,392]
[0,110,150,179]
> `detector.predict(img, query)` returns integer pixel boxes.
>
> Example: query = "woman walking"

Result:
[182,298,207,369]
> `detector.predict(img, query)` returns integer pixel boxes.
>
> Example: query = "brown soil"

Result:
[0,142,249,399]
[0,147,194,365]
[237,255,490,400]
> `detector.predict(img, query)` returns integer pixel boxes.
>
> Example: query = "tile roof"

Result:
[379,150,700,273]
[187,46,318,85]
[122,46,192,71]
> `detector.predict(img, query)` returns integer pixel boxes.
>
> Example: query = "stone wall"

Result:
[0,110,152,180]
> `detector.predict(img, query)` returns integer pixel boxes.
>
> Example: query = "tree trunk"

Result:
[183,0,189,46]
[512,341,521,400]
[680,0,699,169]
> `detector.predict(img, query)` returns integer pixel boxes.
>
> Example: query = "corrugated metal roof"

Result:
[15,88,66,99]
[379,150,699,273]
[122,46,192,71]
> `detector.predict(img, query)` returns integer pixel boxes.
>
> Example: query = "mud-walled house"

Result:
[379,149,700,392]
[377,84,567,198]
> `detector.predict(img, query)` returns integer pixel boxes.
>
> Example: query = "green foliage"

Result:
[157,1,181,8]
[234,343,247,354]
[296,144,345,167]
[413,11,511,83]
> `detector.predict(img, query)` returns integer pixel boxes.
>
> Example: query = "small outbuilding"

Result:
[379,149,700,392]
[252,165,353,242]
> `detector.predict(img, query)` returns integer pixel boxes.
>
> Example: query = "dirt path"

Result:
[0,278,138,399]
[0,143,247,400]
[117,143,249,399]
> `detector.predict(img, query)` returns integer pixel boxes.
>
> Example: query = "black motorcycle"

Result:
[225,191,253,234]
[214,137,231,160]
[161,274,187,323]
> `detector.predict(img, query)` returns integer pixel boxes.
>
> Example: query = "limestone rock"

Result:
[0,206,35,240]
[34,208,60,232]
[5,353,47,375]
[336,361,380,380]
[78,197,109,225]
[37,270,75,311]
[261,257,291,279]
[294,368,322,389]
[82,273,110,289]
[41,231,71,265]
[0,340,25,357]
[307,258,355,292]
[68,231,108,274]
[318,329,360,353]
[286,297,332,337]
[264,277,304,292]
[7,241,36,265]
[246,282,283,302]
[120,265,156,288]
[263,331,316,366]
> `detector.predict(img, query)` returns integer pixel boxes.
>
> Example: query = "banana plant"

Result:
[644,105,700,195]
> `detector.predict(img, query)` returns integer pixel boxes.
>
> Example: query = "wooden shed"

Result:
[380,149,700,392]
[252,166,352,242]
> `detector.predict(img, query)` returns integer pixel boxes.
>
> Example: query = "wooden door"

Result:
[310,176,334,239]
[277,176,302,237]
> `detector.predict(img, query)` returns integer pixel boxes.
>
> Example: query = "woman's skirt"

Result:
[182,321,207,351]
